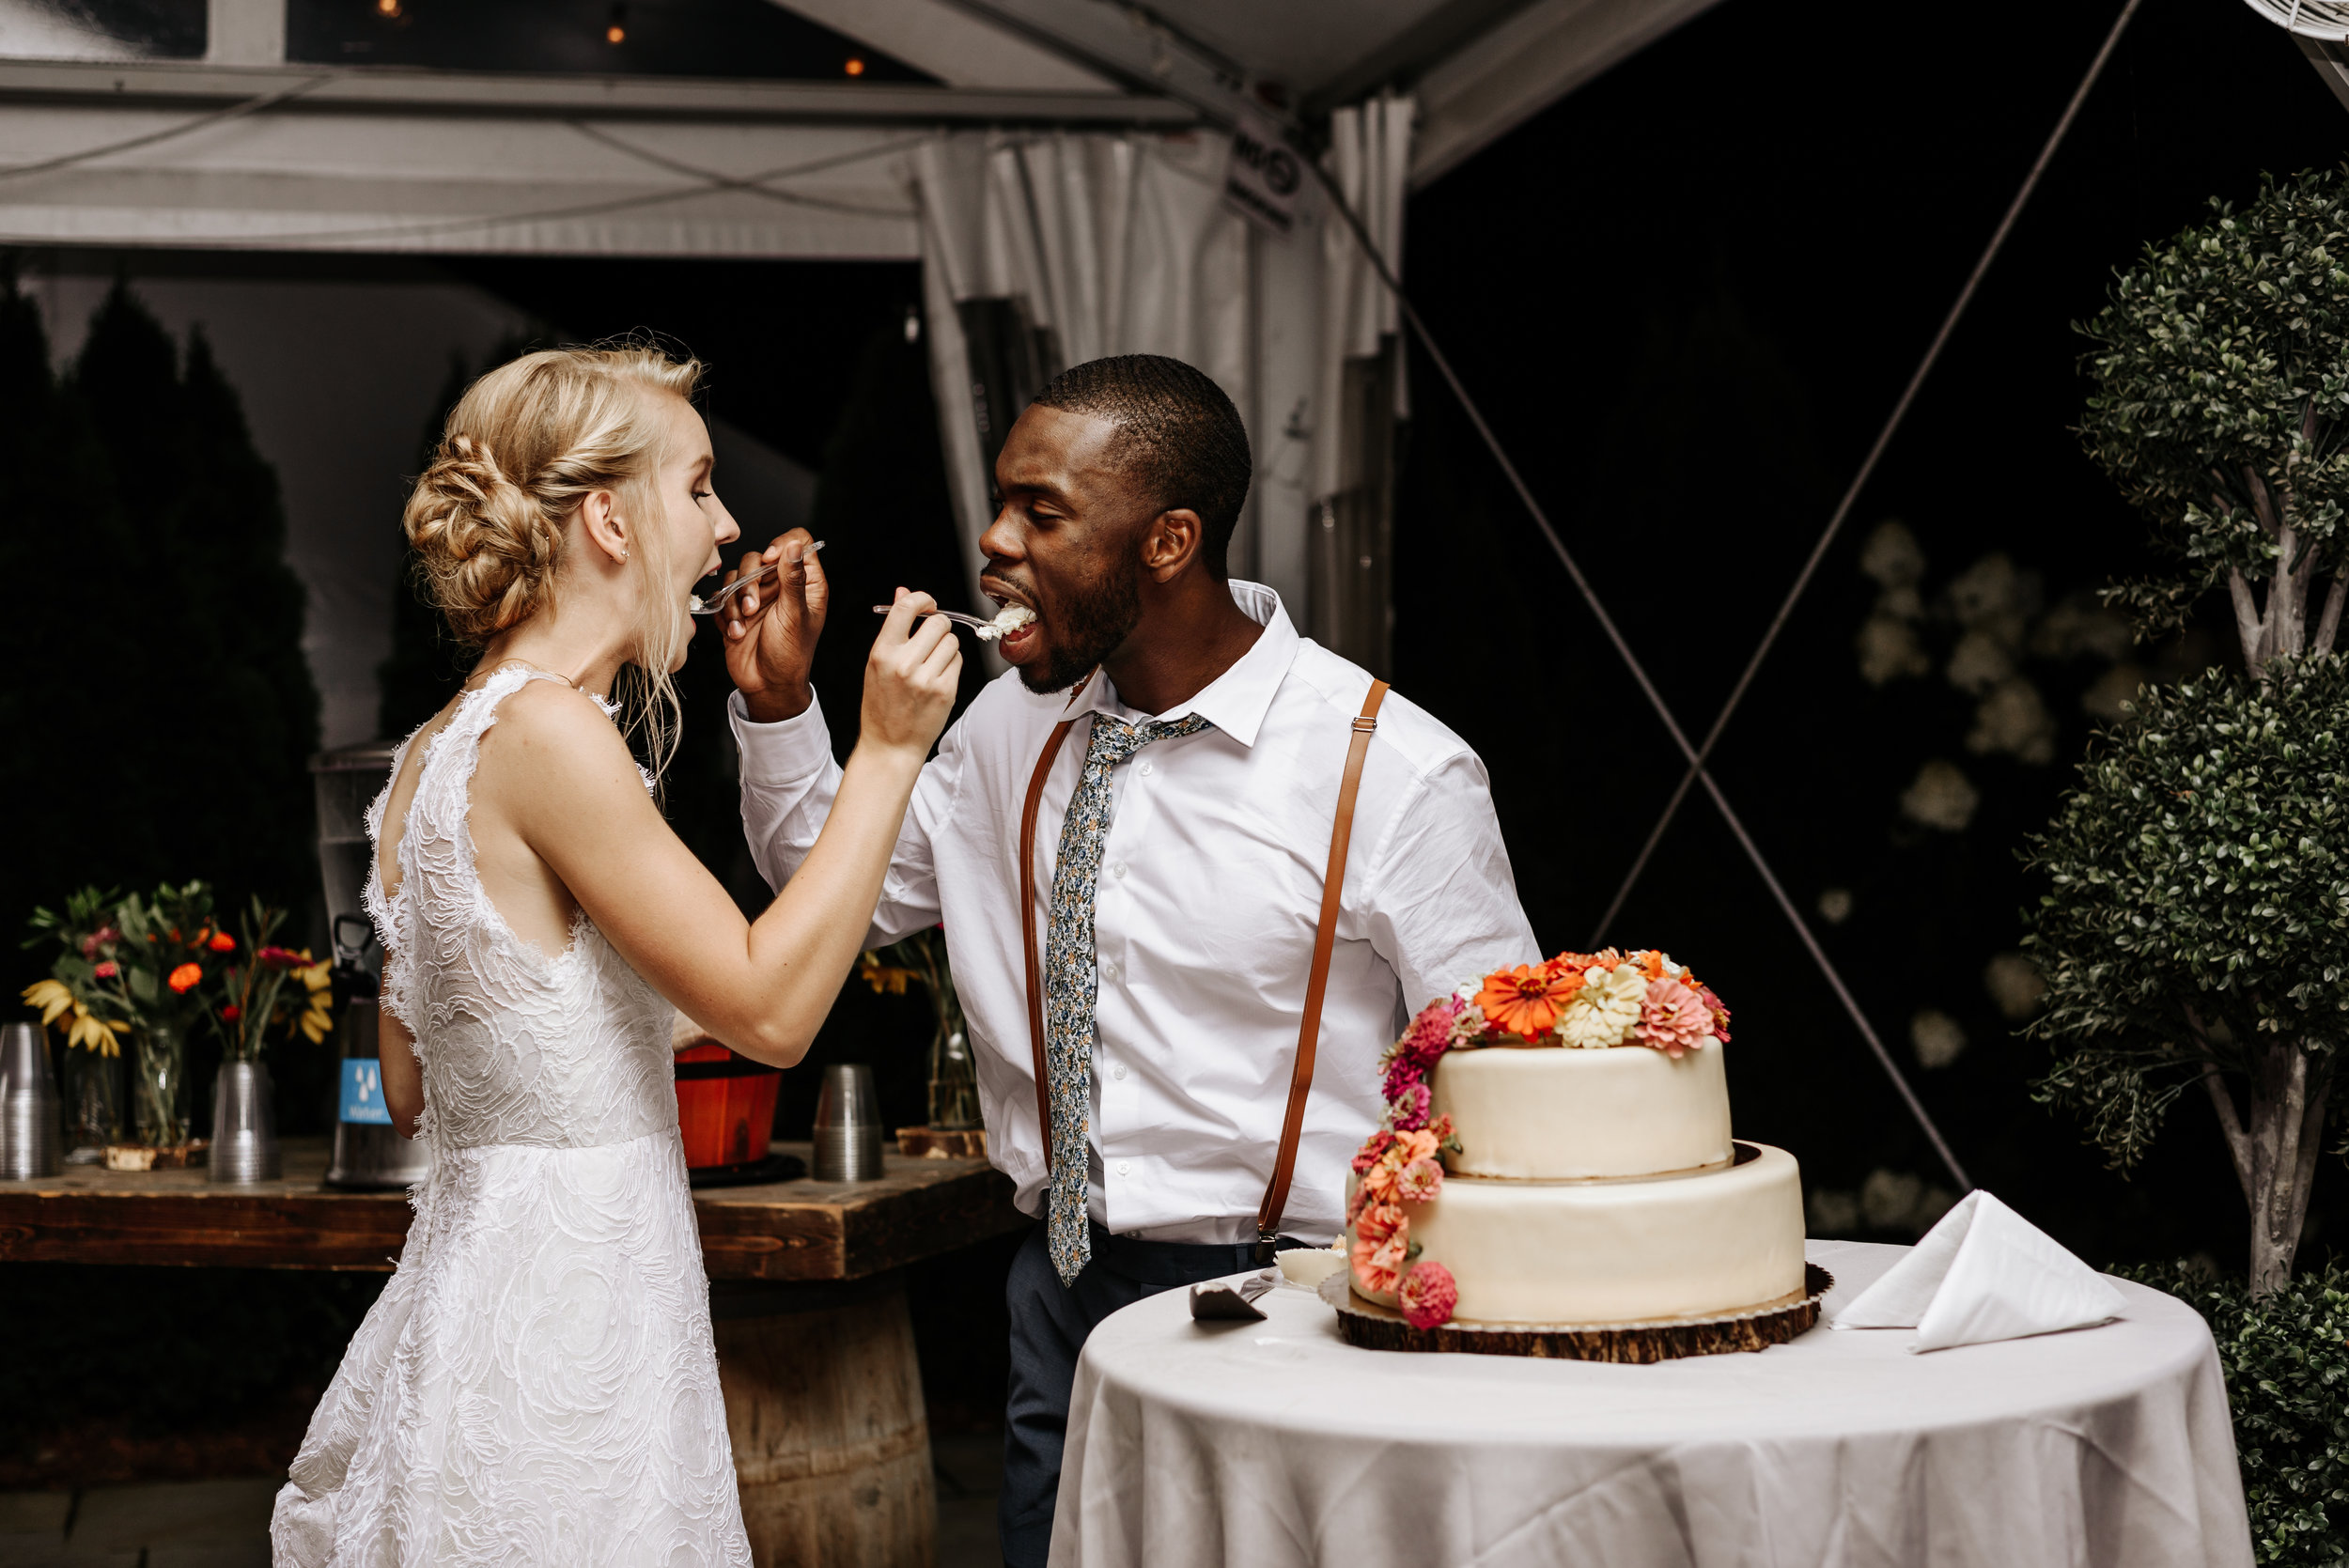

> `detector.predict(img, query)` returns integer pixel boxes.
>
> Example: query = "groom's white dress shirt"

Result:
[733,580,1537,1245]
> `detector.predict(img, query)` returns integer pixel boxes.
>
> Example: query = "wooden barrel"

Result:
[711,1278,936,1568]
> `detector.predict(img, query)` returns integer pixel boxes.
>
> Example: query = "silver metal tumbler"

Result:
[0,1022,62,1180]
[208,1060,280,1184]
[811,1063,886,1182]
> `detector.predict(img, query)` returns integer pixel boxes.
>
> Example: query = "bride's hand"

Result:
[861,588,960,758]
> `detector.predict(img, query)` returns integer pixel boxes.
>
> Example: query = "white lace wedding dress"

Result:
[272,667,753,1567]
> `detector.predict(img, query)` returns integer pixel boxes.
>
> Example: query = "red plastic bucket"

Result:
[674,1043,783,1170]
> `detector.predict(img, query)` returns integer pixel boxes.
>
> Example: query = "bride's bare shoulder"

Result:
[474,679,646,807]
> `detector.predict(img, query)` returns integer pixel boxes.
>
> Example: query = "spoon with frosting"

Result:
[869,602,1037,642]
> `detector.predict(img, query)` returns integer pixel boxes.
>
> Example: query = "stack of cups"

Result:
[812,1063,885,1182]
[0,1023,63,1180]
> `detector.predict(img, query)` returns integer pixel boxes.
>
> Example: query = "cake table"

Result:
[1051,1239,2252,1568]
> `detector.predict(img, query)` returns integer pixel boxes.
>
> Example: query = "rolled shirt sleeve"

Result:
[728,689,952,949]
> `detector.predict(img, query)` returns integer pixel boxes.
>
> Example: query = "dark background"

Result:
[8,0,2348,1481]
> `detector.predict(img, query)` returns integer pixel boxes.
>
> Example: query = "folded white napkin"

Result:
[1832,1189,2126,1352]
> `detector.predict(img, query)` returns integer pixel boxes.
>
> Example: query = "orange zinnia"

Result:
[1476,964,1583,1040]
[167,962,203,994]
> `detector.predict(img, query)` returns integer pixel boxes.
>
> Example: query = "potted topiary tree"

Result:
[2031,166,2349,1296]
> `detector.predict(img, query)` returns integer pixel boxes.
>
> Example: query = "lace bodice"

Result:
[364,665,677,1151]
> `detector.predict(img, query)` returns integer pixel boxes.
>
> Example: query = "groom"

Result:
[723,354,1535,1564]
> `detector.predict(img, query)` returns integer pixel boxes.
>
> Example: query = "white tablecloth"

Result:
[1052,1240,2251,1568]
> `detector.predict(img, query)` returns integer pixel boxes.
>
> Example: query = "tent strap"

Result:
[1307,154,1979,1193]
[1594,0,2147,939]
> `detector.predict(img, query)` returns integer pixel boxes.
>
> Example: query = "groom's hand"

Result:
[723,529,829,723]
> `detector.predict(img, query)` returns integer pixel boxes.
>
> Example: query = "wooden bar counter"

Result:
[0,1137,1028,1567]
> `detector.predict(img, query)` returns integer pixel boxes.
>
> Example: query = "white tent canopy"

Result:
[0,0,1718,675]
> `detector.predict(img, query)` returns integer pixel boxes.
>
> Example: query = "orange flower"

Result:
[1638,950,1667,980]
[208,931,235,953]
[1476,963,1584,1040]
[167,962,203,993]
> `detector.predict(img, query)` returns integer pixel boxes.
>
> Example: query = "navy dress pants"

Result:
[999,1221,1273,1568]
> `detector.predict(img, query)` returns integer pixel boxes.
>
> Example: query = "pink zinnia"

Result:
[1394,1157,1443,1203]
[1390,1081,1431,1132]
[1398,1262,1458,1328]
[1398,997,1460,1066]
[1351,1129,1394,1175]
[1636,977,1714,1059]
[1700,986,1732,1042]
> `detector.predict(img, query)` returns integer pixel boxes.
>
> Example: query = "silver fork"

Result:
[869,605,1003,631]
[688,539,825,615]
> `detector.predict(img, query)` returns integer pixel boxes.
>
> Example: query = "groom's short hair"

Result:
[1034,355,1252,578]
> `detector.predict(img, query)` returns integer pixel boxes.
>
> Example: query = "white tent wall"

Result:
[910,108,1413,672]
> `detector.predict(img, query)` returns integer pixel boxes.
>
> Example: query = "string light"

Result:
[605,4,626,45]
[844,57,865,76]
[375,0,399,15]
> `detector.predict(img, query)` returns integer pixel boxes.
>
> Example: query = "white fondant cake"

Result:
[1432,1043,1732,1179]
[1345,951,1807,1328]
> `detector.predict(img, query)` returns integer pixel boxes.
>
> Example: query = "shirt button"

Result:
[1113,1063,1128,1080]
[1100,959,1118,982]
[1137,759,1154,776]
[1115,1160,1130,1177]
[1112,862,1128,879]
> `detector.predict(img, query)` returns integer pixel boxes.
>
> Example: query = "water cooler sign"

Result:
[340,1057,391,1125]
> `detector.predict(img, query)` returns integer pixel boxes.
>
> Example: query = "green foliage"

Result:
[2026,659,2349,1169]
[2079,167,2349,624]
[2123,1262,2349,1564]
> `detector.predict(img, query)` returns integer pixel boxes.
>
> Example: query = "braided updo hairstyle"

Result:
[403,344,703,770]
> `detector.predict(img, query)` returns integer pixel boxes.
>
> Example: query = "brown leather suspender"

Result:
[1019,717,1078,1155]
[1019,679,1392,1258]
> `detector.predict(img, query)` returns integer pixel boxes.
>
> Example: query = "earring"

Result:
[620,549,630,562]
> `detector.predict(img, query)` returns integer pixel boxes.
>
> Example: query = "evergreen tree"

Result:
[1,281,319,1023]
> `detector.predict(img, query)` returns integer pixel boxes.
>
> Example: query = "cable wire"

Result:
[0,73,334,183]
[1307,136,1975,1191]
[1591,0,2146,942]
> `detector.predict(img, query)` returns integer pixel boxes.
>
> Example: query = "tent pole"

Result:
[1593,0,2146,941]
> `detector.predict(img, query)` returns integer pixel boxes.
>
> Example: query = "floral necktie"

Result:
[1043,710,1215,1285]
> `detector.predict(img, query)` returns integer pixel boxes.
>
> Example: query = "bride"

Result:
[271,345,960,1566]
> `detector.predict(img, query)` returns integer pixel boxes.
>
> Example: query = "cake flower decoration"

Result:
[1344,948,1735,1328]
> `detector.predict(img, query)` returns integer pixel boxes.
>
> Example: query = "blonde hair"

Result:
[403,343,703,777]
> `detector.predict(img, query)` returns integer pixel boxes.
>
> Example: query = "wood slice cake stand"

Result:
[1318,1263,1834,1363]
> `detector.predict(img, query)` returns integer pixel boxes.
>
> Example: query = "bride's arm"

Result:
[506,596,960,1067]
[381,1002,425,1140]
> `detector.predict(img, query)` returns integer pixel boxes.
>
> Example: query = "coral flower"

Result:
[1699,986,1732,1043]
[208,931,236,953]
[1398,1261,1458,1328]
[1351,1129,1395,1175]
[94,961,118,979]
[1476,963,1584,1041]
[167,962,203,994]
[1350,1203,1408,1296]
[1356,1158,1402,1204]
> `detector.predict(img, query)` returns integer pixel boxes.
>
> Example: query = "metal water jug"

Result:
[312,745,433,1190]
[0,1022,62,1179]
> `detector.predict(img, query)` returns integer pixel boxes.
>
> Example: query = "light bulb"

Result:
[606,23,625,42]
[844,57,865,76]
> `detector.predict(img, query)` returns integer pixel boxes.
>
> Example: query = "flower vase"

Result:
[209,1060,279,1184]
[64,1046,121,1159]
[926,1017,982,1131]
[131,1018,190,1150]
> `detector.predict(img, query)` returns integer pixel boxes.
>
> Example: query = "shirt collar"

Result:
[1066,580,1299,749]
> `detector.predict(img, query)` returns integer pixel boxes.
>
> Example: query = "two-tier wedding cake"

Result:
[1345,950,1805,1328]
